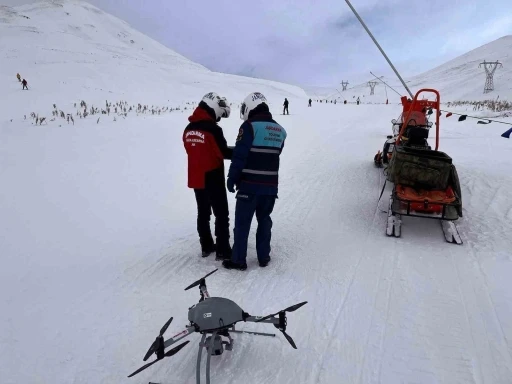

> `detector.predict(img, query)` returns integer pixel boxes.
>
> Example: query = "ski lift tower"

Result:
[341,81,349,91]
[367,81,378,95]
[479,60,503,93]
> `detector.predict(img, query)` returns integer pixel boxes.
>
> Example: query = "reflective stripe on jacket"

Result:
[228,112,286,195]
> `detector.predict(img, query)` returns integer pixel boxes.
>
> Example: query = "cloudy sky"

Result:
[3,0,512,86]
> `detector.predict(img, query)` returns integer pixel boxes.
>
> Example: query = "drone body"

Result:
[188,297,245,332]
[128,269,307,384]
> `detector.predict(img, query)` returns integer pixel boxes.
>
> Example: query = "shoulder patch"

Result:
[236,128,243,142]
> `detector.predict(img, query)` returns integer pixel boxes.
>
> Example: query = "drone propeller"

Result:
[255,301,308,323]
[256,301,307,349]
[143,316,173,361]
[128,341,189,378]
[184,269,218,291]
[281,328,297,349]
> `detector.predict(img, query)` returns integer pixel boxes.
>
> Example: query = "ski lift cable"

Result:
[345,0,414,99]
[370,72,402,97]
[342,0,512,134]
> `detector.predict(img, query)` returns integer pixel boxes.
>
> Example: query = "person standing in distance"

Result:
[183,92,233,260]
[223,93,287,271]
[283,98,289,115]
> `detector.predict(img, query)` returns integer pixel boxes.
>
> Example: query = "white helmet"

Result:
[240,92,268,121]
[201,92,231,119]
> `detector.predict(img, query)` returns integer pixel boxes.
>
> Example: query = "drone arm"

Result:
[245,314,299,349]
[244,316,280,325]
[200,284,210,300]
[163,325,196,349]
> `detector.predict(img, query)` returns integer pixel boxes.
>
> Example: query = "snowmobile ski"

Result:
[386,198,401,237]
[441,220,463,245]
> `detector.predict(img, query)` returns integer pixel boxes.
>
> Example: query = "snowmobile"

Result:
[375,89,463,244]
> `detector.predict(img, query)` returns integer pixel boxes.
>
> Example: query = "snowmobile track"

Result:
[357,236,399,384]
[447,240,512,382]
[311,195,384,383]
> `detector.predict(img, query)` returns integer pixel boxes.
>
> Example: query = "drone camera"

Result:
[205,335,224,356]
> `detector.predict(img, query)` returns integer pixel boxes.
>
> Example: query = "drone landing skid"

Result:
[195,326,275,384]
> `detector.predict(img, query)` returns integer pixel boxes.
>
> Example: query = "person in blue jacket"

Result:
[223,92,287,271]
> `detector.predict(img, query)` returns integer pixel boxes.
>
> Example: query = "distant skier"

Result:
[283,98,289,115]
[334,99,337,104]
[183,92,233,260]
[356,97,360,105]
[16,73,21,82]
[223,92,287,271]
[308,99,312,107]
[22,79,28,90]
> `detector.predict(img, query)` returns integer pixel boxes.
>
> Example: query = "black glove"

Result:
[227,178,236,193]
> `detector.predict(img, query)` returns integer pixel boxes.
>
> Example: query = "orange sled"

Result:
[395,185,456,215]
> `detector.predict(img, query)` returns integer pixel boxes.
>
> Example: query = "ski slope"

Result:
[0,0,306,118]
[409,35,512,102]
[2,1,512,384]
[307,36,512,105]
[2,102,512,384]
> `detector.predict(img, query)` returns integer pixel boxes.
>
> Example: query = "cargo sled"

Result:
[378,89,463,244]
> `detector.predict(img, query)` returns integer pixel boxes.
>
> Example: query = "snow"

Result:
[409,35,512,102]
[0,0,307,118]
[306,36,512,105]
[2,1,512,384]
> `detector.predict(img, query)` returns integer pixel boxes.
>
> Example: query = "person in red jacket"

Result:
[183,92,233,259]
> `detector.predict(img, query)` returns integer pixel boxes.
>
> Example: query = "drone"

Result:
[128,269,307,384]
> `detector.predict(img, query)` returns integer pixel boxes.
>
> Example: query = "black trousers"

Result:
[283,106,289,114]
[193,169,230,252]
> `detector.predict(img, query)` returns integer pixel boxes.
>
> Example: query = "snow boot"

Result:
[201,243,216,258]
[215,243,232,261]
[258,258,270,268]
[222,260,247,271]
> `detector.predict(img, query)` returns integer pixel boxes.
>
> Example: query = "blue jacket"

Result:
[228,111,287,196]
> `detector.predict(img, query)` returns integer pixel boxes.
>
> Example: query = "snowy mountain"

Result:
[307,36,512,104]
[0,0,307,121]
[409,35,512,101]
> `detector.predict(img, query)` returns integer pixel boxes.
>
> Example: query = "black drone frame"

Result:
[128,269,307,384]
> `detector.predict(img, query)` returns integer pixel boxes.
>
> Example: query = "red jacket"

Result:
[183,107,232,189]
